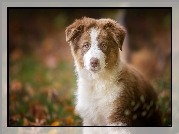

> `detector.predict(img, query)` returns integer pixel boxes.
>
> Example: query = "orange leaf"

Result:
[65,106,74,113]
[10,80,22,92]
[65,116,74,125]
[51,121,60,126]
[23,118,29,126]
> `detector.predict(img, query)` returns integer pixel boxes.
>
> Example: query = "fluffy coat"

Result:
[65,17,161,133]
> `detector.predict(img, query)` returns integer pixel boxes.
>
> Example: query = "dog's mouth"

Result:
[89,66,101,72]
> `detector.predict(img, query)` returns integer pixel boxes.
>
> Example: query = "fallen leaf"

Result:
[9,114,20,125]
[10,48,23,61]
[65,106,74,113]
[10,80,22,92]
[23,118,29,126]
[29,101,48,123]
[10,93,17,101]
[25,85,35,96]
[51,121,60,126]
[65,116,74,125]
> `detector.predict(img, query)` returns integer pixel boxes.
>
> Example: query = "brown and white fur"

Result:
[65,17,162,133]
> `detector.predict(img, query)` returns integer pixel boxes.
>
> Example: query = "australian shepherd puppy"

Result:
[65,17,161,133]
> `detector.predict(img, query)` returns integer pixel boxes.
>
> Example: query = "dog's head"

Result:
[65,17,126,73]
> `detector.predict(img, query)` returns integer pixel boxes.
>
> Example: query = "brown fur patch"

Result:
[96,29,119,70]
[108,63,162,126]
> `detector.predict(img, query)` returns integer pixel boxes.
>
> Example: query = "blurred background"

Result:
[8,8,171,127]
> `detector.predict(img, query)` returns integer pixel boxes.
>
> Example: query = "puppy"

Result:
[65,17,161,133]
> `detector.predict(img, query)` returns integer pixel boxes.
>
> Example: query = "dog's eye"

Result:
[102,43,106,47]
[101,43,107,50]
[83,43,90,49]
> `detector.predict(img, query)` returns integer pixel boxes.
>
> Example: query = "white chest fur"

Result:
[75,69,122,126]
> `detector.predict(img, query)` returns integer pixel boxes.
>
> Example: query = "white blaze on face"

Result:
[83,28,106,72]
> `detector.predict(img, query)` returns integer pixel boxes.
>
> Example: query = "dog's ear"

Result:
[102,19,126,51]
[65,20,84,42]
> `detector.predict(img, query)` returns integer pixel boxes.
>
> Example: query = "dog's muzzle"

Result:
[89,57,100,72]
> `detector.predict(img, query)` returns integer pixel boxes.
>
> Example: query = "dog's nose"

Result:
[90,57,99,68]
